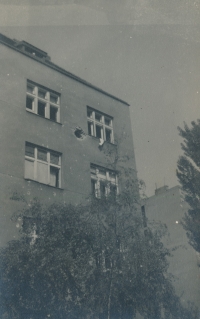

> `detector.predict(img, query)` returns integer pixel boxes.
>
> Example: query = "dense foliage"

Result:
[177,120,200,253]
[0,189,198,319]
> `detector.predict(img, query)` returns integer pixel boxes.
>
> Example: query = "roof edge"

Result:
[0,33,130,106]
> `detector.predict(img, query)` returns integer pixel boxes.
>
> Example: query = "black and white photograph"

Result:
[0,1,200,318]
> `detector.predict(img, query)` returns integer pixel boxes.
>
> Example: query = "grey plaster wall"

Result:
[0,42,138,246]
[144,186,200,307]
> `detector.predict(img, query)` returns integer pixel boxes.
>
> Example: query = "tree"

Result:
[0,200,93,319]
[177,120,200,253]
[0,129,198,319]
[1,184,198,319]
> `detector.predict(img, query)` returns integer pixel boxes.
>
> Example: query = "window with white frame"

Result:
[87,107,114,143]
[26,81,60,123]
[90,164,118,198]
[25,142,61,188]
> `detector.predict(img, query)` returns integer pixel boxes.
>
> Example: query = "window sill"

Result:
[26,109,62,125]
[24,178,64,190]
[88,134,117,146]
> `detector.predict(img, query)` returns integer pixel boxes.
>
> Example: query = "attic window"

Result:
[20,45,43,58]
[15,41,50,61]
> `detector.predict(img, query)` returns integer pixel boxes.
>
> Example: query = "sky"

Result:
[1,0,200,196]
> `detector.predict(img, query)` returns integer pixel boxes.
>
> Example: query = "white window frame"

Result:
[90,164,118,198]
[25,142,61,188]
[87,107,114,143]
[26,81,60,123]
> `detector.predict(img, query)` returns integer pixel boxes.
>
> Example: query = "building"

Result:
[143,185,200,307]
[0,33,138,247]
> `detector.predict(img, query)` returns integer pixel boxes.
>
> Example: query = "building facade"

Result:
[143,185,200,307]
[0,33,138,247]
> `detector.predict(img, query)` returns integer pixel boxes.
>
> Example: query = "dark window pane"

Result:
[26,96,33,110]
[105,129,112,142]
[38,101,46,117]
[38,90,46,99]
[90,165,96,176]
[88,122,93,135]
[25,47,33,54]
[50,106,57,122]
[96,125,102,138]
[50,94,58,104]
[50,152,59,165]
[25,143,34,157]
[50,166,59,187]
[109,171,116,178]
[87,109,93,118]
[91,179,96,195]
[34,51,43,58]
[105,117,112,126]
[95,113,102,122]
[37,148,47,162]
[98,168,106,176]
[27,84,34,94]
[110,184,117,197]
[100,182,106,197]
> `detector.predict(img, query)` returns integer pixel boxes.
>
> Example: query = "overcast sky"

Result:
[1,1,200,196]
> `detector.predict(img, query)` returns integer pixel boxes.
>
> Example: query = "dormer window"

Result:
[15,40,51,61]
[24,46,43,58]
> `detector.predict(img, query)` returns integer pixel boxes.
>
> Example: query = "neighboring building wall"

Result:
[0,35,138,247]
[143,186,200,307]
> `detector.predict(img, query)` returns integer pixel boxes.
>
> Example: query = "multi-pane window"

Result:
[87,107,114,143]
[26,81,60,123]
[90,164,118,198]
[25,142,61,188]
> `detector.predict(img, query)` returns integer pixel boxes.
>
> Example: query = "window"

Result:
[90,164,118,198]
[26,81,60,123]
[87,107,114,143]
[25,142,61,188]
